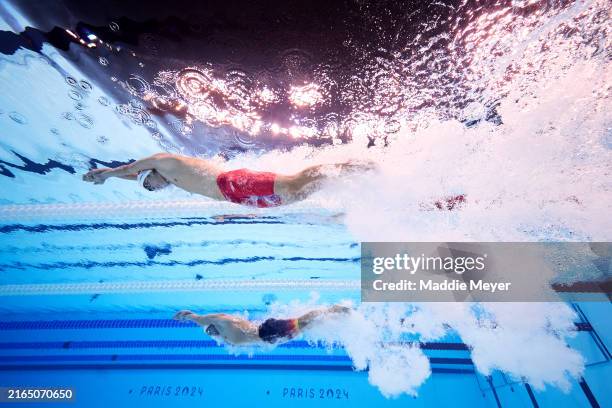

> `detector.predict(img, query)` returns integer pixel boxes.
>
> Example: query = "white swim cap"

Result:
[137,170,153,189]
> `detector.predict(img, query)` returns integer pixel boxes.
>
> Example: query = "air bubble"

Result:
[384,119,401,134]
[98,96,110,106]
[176,68,213,100]
[74,102,86,110]
[115,104,129,115]
[170,119,191,135]
[8,111,27,124]
[235,132,255,147]
[170,119,183,132]
[68,90,82,101]
[126,74,150,95]
[129,99,145,110]
[61,112,74,120]
[115,102,151,126]
[65,76,78,87]
[109,22,120,32]
[50,128,60,135]
[145,119,158,130]
[99,57,109,66]
[79,80,93,92]
[96,135,109,144]
[76,113,94,129]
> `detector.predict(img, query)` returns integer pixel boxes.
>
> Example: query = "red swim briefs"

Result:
[216,168,282,208]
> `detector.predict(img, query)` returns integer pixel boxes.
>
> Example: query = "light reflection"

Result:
[256,87,277,104]
[166,69,328,138]
[133,0,607,144]
[65,29,78,39]
[288,83,323,108]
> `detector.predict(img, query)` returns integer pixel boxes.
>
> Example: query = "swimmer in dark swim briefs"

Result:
[82,153,372,208]
[172,305,351,345]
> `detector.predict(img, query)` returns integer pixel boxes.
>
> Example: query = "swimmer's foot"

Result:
[328,305,352,314]
[212,214,257,222]
[434,194,466,211]
[421,194,467,211]
[340,159,378,173]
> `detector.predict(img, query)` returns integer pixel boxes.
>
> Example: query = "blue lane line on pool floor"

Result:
[0,340,472,351]
[0,354,473,365]
[0,362,476,374]
[13,355,470,367]
[0,238,330,254]
[0,218,284,234]
[0,319,593,332]
[0,255,360,271]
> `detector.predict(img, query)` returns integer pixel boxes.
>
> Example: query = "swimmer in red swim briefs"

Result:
[82,152,373,208]
[172,305,351,346]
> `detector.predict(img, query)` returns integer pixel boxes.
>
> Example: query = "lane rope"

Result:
[0,279,361,296]
[0,200,337,220]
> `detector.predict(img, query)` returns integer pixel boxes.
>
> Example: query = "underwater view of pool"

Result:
[0,0,610,406]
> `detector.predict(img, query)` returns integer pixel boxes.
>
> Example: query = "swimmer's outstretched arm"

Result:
[173,310,242,327]
[173,310,261,345]
[82,153,176,184]
[116,174,138,181]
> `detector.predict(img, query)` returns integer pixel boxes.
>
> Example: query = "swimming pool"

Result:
[0,204,610,407]
[1,0,611,407]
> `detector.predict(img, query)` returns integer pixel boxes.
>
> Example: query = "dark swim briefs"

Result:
[258,318,299,343]
[216,168,282,208]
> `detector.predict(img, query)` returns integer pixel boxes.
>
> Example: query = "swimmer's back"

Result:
[154,155,225,199]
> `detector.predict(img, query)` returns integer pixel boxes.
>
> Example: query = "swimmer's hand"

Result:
[82,168,110,184]
[173,310,196,321]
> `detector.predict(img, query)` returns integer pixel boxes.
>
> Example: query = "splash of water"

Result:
[210,0,610,398]
[223,29,610,242]
[261,299,582,398]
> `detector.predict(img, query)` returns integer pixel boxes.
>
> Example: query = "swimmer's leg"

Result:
[277,161,376,202]
[296,305,351,331]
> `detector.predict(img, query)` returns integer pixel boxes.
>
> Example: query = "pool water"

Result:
[1,0,611,407]
[0,206,610,407]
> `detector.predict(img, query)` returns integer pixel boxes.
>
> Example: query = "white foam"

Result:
[219,0,611,244]
[406,302,584,391]
[226,58,611,243]
[216,3,611,397]
[263,300,582,397]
